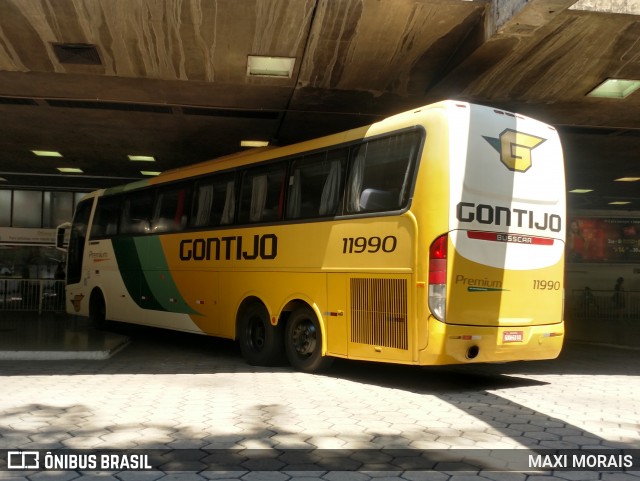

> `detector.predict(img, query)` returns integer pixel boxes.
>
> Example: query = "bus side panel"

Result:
[159,219,417,359]
[409,107,452,353]
[67,234,206,334]
[326,273,349,356]
[168,269,220,334]
[216,271,329,341]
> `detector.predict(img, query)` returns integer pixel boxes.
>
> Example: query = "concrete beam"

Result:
[490,0,580,36]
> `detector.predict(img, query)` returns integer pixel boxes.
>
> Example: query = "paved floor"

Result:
[0,313,128,360]
[0,315,639,480]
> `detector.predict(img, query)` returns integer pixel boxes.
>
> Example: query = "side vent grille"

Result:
[350,278,408,350]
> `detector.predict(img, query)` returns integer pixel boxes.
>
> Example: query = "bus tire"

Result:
[238,302,284,366]
[89,289,107,329]
[285,306,333,373]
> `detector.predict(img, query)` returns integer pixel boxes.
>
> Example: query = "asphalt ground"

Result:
[1,319,640,481]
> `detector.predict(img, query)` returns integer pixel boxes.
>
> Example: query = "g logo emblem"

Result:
[483,129,545,172]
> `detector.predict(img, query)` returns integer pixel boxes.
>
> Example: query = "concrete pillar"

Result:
[488,0,580,37]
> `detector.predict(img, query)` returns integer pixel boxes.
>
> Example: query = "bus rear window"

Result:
[346,131,421,214]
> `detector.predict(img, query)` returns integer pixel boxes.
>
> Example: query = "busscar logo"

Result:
[483,129,545,172]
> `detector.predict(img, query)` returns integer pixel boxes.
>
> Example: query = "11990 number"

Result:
[533,280,561,290]
[342,236,397,254]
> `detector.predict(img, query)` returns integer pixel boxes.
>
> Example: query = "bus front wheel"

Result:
[89,290,107,329]
[238,303,284,366]
[285,306,333,373]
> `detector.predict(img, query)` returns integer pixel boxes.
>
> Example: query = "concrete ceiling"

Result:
[0,0,639,211]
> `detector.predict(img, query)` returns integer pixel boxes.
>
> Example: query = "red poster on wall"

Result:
[567,218,640,263]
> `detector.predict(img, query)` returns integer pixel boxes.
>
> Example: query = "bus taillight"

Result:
[428,234,448,322]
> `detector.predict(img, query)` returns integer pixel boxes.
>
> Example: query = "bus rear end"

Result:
[425,103,565,364]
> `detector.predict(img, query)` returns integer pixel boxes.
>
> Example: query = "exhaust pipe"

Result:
[466,345,480,360]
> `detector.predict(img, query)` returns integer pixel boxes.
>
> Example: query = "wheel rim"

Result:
[291,318,317,358]
[247,315,266,352]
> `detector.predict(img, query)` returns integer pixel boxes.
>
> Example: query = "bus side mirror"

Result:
[56,222,71,251]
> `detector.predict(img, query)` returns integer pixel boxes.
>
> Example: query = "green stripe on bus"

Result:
[135,236,199,315]
[111,237,162,310]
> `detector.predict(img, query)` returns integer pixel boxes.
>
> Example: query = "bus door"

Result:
[67,198,94,287]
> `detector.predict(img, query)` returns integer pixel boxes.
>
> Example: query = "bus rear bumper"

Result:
[419,321,564,365]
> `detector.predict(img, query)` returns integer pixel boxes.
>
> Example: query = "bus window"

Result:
[287,148,347,220]
[152,183,191,233]
[191,174,236,228]
[90,195,121,238]
[120,190,154,235]
[346,131,421,213]
[239,162,287,224]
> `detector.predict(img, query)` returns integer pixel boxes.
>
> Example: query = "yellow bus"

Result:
[60,100,565,372]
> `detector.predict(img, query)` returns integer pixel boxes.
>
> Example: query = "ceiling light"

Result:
[32,150,63,157]
[587,78,640,99]
[240,140,269,148]
[0,177,7,182]
[569,188,593,194]
[608,201,631,205]
[247,56,295,78]
[615,177,640,182]
[57,167,83,173]
[128,155,156,162]
[141,171,161,176]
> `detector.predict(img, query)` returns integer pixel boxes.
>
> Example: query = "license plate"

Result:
[503,330,523,343]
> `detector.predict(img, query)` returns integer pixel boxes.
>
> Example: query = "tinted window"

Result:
[0,190,10,227]
[346,131,421,214]
[13,190,42,227]
[191,174,236,227]
[43,191,74,228]
[239,163,287,224]
[90,196,121,238]
[287,149,347,219]
[152,183,191,233]
[120,190,154,235]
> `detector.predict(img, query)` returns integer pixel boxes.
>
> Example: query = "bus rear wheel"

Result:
[285,306,333,373]
[238,302,284,366]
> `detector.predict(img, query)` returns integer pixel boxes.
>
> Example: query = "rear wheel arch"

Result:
[279,298,327,355]
[235,296,285,366]
[283,301,333,373]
